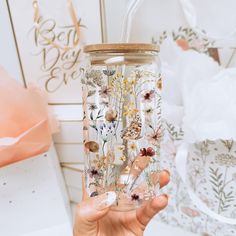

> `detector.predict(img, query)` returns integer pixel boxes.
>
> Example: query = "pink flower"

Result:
[142,90,155,102]
[147,128,162,146]
[176,38,189,50]
[139,147,155,157]
[181,207,200,217]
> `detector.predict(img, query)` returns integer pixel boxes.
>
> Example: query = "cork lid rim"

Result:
[84,43,159,53]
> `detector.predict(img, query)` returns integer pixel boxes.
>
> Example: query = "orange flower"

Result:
[176,38,189,50]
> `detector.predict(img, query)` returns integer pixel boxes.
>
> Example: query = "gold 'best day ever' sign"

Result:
[33,16,84,93]
[7,0,102,103]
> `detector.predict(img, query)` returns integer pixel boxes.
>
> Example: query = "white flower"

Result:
[191,165,204,177]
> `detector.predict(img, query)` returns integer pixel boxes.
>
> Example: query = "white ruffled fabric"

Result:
[160,38,236,142]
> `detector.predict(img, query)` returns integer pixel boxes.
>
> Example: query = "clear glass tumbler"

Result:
[82,43,162,211]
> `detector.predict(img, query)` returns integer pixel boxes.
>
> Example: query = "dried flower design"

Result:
[120,155,126,162]
[191,165,204,177]
[117,145,125,151]
[139,147,155,157]
[181,207,200,218]
[129,70,145,80]
[101,100,109,107]
[89,104,98,111]
[105,109,117,122]
[99,121,116,142]
[147,127,162,146]
[156,78,162,90]
[134,70,143,79]
[142,90,155,102]
[85,141,99,152]
[103,69,116,76]
[215,153,236,167]
[123,102,139,117]
[129,143,137,152]
[131,193,140,201]
[90,191,99,197]
[176,38,189,50]
[85,70,103,87]
[99,86,112,98]
[93,155,106,169]
[155,27,213,53]
[143,107,154,116]
[88,167,103,178]
[121,114,142,140]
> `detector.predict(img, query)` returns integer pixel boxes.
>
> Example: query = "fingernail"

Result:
[159,194,168,204]
[162,193,169,199]
[163,169,170,176]
[96,192,117,210]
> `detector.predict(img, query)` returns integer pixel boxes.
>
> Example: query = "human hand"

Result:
[73,170,170,236]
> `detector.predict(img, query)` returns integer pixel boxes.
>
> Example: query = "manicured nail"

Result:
[96,192,117,210]
[162,193,169,199]
[158,194,168,204]
[163,169,170,176]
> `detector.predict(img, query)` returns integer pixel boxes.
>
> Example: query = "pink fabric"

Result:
[0,66,57,167]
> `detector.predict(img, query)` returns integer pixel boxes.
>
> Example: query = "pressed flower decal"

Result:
[105,109,117,122]
[103,69,116,76]
[89,104,98,111]
[90,191,99,197]
[120,155,126,162]
[131,193,140,201]
[147,127,162,146]
[117,145,125,151]
[88,167,103,178]
[142,90,155,102]
[99,86,112,98]
[121,114,142,140]
[85,141,99,153]
[82,54,162,209]
[139,147,155,157]
[85,69,104,87]
[143,107,154,116]
[123,102,139,117]
[99,121,117,144]
[129,142,137,152]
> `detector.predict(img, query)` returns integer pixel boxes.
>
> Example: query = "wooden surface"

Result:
[84,43,159,53]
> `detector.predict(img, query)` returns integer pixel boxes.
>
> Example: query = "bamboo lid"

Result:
[84,43,159,53]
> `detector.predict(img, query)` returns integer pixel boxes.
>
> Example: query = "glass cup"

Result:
[82,43,162,211]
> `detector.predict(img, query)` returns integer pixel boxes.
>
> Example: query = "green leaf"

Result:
[90,112,94,120]
[226,191,233,196]
[210,180,219,188]
[210,176,218,183]
[217,173,223,180]
[212,187,220,195]
[225,198,234,203]
[87,90,96,97]
[89,124,98,131]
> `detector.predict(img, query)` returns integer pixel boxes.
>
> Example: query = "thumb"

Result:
[74,192,116,235]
